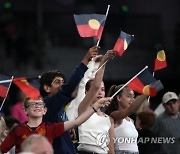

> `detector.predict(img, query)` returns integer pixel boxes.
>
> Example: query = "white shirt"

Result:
[114,119,139,152]
[78,113,111,153]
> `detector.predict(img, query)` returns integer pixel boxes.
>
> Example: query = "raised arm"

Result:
[78,50,116,115]
[64,97,111,131]
[66,55,103,120]
[111,95,147,122]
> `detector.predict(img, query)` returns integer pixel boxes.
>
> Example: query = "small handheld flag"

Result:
[128,69,163,97]
[74,14,106,40]
[113,31,135,56]
[154,44,167,71]
[13,77,40,99]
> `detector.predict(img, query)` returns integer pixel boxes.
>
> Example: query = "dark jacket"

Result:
[43,63,88,154]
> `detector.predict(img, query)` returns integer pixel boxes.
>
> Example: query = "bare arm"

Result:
[108,117,115,154]
[111,95,147,122]
[64,97,111,131]
[78,50,116,115]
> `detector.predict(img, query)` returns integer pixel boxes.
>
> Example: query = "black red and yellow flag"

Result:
[0,74,11,98]
[128,69,163,97]
[13,77,40,99]
[154,44,167,71]
[113,31,135,56]
[74,14,106,40]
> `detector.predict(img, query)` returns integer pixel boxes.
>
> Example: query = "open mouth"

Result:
[97,96,103,99]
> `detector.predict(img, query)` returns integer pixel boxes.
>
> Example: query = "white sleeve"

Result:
[66,59,100,120]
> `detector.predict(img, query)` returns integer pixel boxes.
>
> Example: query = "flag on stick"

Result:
[13,77,40,99]
[0,76,13,111]
[128,69,163,97]
[113,31,135,56]
[154,44,167,71]
[0,74,12,98]
[74,14,106,40]
[110,66,164,99]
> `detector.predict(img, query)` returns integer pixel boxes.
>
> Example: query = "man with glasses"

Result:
[39,46,99,154]
[152,91,180,154]
[0,96,111,153]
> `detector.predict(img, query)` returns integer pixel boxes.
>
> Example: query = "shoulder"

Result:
[43,122,64,127]
[156,112,166,121]
[109,116,114,124]
[9,123,26,133]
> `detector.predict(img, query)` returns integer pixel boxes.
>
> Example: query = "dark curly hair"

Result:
[105,84,125,115]
[136,111,155,129]
[39,70,65,97]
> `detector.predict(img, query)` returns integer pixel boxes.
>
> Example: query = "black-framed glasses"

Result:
[27,102,45,108]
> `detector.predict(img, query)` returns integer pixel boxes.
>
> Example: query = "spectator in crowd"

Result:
[0,96,111,153]
[152,91,180,154]
[20,134,53,154]
[39,46,99,154]
[66,55,102,151]
[105,85,148,154]
[66,55,102,121]
[77,50,116,154]
[136,111,160,154]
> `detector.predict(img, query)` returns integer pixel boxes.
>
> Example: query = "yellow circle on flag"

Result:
[142,85,150,95]
[157,50,166,61]
[88,19,100,29]
[124,39,128,50]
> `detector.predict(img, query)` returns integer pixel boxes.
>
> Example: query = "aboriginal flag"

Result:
[74,14,106,40]
[13,77,40,99]
[128,69,163,97]
[154,44,167,71]
[113,31,135,56]
[0,74,12,98]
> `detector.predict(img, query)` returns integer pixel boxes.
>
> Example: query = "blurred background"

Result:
[0,0,180,111]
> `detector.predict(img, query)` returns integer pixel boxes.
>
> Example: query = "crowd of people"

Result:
[0,45,180,154]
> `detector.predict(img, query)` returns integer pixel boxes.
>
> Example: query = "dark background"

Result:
[0,0,180,110]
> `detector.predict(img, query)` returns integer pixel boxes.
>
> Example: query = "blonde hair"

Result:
[21,134,53,154]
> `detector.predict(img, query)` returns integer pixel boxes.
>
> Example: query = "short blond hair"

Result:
[21,134,53,154]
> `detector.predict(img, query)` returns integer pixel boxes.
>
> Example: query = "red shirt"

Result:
[0,122,64,153]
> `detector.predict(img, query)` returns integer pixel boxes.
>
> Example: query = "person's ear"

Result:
[23,107,28,115]
[43,107,47,115]
[43,84,51,93]
[116,95,121,102]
